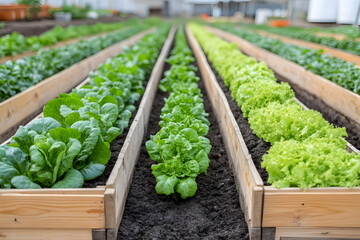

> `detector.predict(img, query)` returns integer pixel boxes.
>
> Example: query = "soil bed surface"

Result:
[0,16,129,37]
[117,55,249,239]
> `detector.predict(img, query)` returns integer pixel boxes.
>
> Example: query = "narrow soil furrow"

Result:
[117,48,249,239]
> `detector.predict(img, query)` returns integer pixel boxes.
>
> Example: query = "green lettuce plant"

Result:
[189,23,357,190]
[0,24,171,189]
[146,27,211,199]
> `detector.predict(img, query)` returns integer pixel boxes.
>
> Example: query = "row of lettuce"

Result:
[0,24,171,189]
[146,27,211,199]
[0,18,147,58]
[0,22,154,103]
[210,23,360,95]
[190,23,360,190]
[236,23,360,56]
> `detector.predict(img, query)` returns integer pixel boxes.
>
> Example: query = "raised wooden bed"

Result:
[252,29,360,66]
[0,5,26,21]
[0,25,176,240]
[206,26,360,126]
[0,28,128,64]
[186,25,360,240]
[0,28,155,143]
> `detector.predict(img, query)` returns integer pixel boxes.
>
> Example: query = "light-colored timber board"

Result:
[251,29,360,66]
[263,186,360,228]
[185,25,264,236]
[0,191,105,229]
[0,28,126,64]
[104,26,177,240]
[0,228,93,240]
[206,26,360,126]
[275,227,360,240]
[0,188,105,194]
[0,28,155,138]
[314,31,360,42]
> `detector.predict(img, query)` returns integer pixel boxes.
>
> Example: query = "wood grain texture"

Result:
[0,190,105,229]
[0,228,92,240]
[275,227,360,240]
[104,26,177,238]
[252,29,360,66]
[0,28,155,137]
[186,25,263,237]
[263,189,360,228]
[206,26,360,125]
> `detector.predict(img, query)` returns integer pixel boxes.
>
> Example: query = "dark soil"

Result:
[117,58,249,238]
[276,73,360,150]
[206,60,271,185]
[0,16,130,37]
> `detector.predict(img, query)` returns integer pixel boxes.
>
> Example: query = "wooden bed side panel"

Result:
[275,227,360,240]
[104,26,177,239]
[0,228,93,240]
[263,188,360,228]
[0,191,105,229]
[185,25,264,234]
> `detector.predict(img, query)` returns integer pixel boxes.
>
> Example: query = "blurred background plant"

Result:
[16,0,40,19]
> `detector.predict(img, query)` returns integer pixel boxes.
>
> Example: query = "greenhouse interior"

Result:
[0,0,359,239]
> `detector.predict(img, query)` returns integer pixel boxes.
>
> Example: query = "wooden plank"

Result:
[0,28,155,137]
[104,26,177,237]
[0,191,105,229]
[0,188,105,194]
[263,188,360,228]
[0,228,92,240]
[314,31,360,42]
[275,227,360,240]
[0,28,126,64]
[252,29,360,66]
[185,25,264,236]
[206,26,360,125]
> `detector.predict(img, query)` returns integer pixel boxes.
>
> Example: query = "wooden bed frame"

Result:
[0,26,176,240]
[0,28,155,142]
[186,25,360,240]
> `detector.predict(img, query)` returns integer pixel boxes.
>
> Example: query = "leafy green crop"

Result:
[0,18,147,58]
[211,23,360,95]
[233,22,360,55]
[263,138,360,189]
[146,27,211,199]
[190,23,358,190]
[0,24,171,189]
[0,26,144,103]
